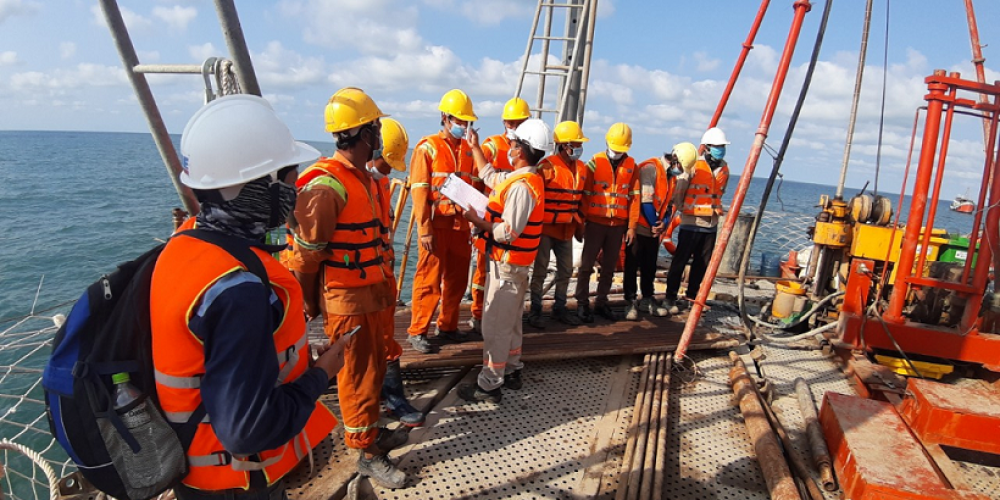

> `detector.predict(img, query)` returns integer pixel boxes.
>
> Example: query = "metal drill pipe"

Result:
[98,0,199,215]
[676,0,812,361]
[794,378,836,491]
[615,354,653,500]
[708,0,772,129]
[213,0,260,97]
[965,0,993,144]
[639,352,666,499]
[624,352,659,499]
[652,356,670,500]
[836,0,873,199]
[728,352,801,500]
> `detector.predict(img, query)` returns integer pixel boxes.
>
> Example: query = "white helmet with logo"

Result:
[513,118,554,154]
[180,94,320,190]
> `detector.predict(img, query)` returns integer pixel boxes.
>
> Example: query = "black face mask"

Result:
[196,175,297,240]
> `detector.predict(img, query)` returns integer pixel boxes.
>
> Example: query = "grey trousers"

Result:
[529,235,574,313]
[478,260,530,391]
[574,222,627,307]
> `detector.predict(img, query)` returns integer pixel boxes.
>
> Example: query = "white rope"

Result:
[0,439,59,500]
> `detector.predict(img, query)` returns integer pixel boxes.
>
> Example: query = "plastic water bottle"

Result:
[113,372,150,428]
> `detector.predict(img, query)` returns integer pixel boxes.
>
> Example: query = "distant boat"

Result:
[951,193,975,213]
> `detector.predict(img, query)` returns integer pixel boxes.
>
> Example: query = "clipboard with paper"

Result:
[439,173,488,218]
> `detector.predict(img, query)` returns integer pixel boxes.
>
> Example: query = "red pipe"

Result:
[965,0,992,143]
[916,81,958,275]
[675,0,812,361]
[708,0,772,129]
[962,104,1000,288]
[885,70,949,323]
[963,93,1000,329]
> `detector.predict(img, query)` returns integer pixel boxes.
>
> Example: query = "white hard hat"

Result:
[700,127,730,146]
[180,94,320,190]
[513,118,553,154]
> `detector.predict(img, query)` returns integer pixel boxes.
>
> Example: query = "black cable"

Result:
[738,0,836,332]
[873,0,890,196]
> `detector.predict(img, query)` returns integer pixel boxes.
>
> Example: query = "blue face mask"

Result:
[708,145,726,161]
[449,122,466,139]
[668,167,682,177]
[568,147,583,161]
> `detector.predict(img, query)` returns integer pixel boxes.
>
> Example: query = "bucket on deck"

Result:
[760,252,781,277]
[772,280,807,318]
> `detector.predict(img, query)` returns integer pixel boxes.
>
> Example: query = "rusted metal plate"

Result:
[900,378,1000,456]
[820,392,989,499]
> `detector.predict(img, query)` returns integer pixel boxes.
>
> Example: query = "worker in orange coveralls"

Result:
[406,89,479,354]
[287,88,409,489]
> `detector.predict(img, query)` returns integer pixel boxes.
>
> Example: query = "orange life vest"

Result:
[637,157,676,229]
[681,159,728,217]
[474,171,545,267]
[295,158,387,288]
[374,175,395,277]
[413,133,476,217]
[150,234,337,491]
[539,154,587,225]
[583,153,636,221]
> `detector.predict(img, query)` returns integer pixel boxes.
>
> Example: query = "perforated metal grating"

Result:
[759,344,856,500]
[663,351,769,499]
[953,460,1000,497]
[371,357,640,499]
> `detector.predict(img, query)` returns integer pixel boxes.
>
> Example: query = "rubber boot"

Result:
[382,360,425,427]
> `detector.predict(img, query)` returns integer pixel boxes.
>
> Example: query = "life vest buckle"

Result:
[210,450,232,466]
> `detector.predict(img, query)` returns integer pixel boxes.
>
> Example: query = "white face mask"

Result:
[505,128,517,140]
[607,149,623,161]
[507,149,517,166]
[366,163,385,180]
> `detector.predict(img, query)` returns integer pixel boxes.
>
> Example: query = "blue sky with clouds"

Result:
[1,0,998,195]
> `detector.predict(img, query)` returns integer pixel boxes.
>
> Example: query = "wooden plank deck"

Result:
[391,298,741,369]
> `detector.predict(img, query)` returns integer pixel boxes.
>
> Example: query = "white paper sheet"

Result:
[439,173,488,218]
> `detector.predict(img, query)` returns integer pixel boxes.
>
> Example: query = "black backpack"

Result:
[42,229,272,500]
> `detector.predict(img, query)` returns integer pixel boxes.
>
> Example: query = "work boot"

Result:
[646,298,670,317]
[625,300,639,321]
[527,310,546,329]
[373,426,409,454]
[595,303,620,321]
[457,383,502,404]
[436,326,469,343]
[466,317,481,334]
[552,308,582,326]
[357,452,406,489]
[577,302,594,324]
[503,370,523,390]
[382,360,425,427]
[408,334,434,354]
[664,298,681,316]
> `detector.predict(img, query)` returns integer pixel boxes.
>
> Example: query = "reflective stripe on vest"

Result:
[297,158,386,287]
[150,236,337,491]
[682,160,727,217]
[540,155,587,224]
[474,172,545,267]
[583,153,635,221]
[417,133,476,217]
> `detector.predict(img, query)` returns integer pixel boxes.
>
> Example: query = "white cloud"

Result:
[280,0,424,57]
[458,0,532,25]
[9,64,126,93]
[59,42,76,60]
[694,51,720,72]
[0,0,39,25]
[0,50,17,66]
[597,0,615,18]
[90,4,151,31]
[188,43,219,62]
[153,5,197,31]
[253,41,326,89]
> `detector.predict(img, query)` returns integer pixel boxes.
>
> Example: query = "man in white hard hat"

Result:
[457,119,550,404]
[664,127,731,314]
[151,95,344,498]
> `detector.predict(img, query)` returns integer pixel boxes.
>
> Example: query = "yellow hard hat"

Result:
[325,87,388,133]
[502,97,531,121]
[553,121,589,144]
[380,118,409,172]
[438,89,478,122]
[606,122,632,153]
[671,142,698,171]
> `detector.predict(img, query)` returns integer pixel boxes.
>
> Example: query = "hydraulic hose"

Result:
[748,290,845,331]
[738,0,835,334]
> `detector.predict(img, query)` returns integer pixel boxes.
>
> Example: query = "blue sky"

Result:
[1,0,998,196]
